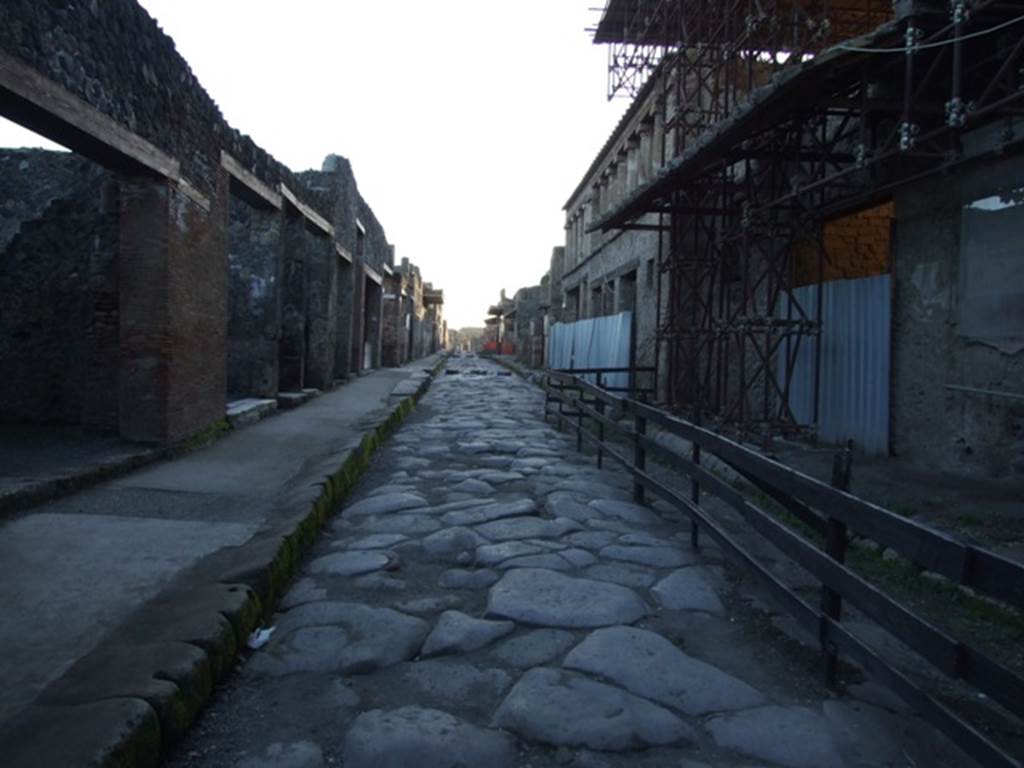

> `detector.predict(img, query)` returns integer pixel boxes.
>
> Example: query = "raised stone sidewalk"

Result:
[0,356,443,767]
[163,356,977,768]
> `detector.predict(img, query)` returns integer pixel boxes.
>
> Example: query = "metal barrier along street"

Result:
[542,369,1024,768]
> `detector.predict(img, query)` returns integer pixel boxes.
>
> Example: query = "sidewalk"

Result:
[0,355,444,764]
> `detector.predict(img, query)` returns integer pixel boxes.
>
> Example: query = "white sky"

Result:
[0,1,628,330]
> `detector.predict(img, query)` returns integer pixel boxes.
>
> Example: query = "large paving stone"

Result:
[584,563,657,588]
[492,668,693,751]
[344,493,429,518]
[421,527,488,560]
[563,530,619,550]
[589,499,660,525]
[563,626,764,716]
[397,660,513,711]
[490,629,577,669]
[278,577,327,610]
[485,568,648,628]
[497,554,574,571]
[475,541,547,566]
[450,479,495,495]
[421,611,516,657]
[307,551,395,577]
[443,499,538,527]
[478,471,526,484]
[248,602,428,677]
[356,515,442,535]
[652,568,724,614]
[553,479,632,501]
[343,534,409,550]
[599,544,696,568]
[706,705,844,768]
[545,492,595,522]
[235,741,323,768]
[438,568,500,590]
[343,707,516,768]
[474,516,583,541]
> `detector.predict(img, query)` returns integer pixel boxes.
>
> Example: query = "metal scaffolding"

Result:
[592,0,1024,443]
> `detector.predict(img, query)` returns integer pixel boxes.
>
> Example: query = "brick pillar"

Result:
[118,174,227,443]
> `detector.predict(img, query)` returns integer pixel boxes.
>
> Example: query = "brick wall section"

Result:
[793,202,893,287]
[165,176,228,443]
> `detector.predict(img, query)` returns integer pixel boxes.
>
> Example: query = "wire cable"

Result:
[835,13,1024,53]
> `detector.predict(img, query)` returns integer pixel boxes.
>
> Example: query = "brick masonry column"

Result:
[118,174,228,443]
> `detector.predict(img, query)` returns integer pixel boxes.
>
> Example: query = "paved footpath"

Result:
[168,356,974,768]
[0,358,439,736]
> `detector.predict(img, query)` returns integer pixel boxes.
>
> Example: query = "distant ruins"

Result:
[0,0,446,444]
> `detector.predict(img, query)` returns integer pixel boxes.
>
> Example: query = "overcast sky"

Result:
[0,1,628,330]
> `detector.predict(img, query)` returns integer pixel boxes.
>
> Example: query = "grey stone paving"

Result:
[166,357,979,768]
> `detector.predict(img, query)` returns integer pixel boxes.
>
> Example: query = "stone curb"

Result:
[0,356,448,768]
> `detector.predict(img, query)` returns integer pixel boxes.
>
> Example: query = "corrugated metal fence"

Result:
[548,312,632,391]
[780,274,891,455]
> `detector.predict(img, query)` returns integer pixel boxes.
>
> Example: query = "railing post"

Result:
[556,380,564,433]
[543,374,550,423]
[689,411,702,549]
[576,386,583,453]
[596,372,605,469]
[822,439,853,688]
[633,411,646,504]
[690,439,701,550]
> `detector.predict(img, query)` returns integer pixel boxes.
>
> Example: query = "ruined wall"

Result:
[1,2,415,440]
[0,152,118,428]
[227,197,282,398]
[891,168,1024,478]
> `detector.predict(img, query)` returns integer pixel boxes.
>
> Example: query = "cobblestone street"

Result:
[168,357,973,768]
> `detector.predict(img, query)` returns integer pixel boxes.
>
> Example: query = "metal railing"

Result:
[543,369,1024,768]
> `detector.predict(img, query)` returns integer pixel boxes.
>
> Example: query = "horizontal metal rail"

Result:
[542,372,1024,768]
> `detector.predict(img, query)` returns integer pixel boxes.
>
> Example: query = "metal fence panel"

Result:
[781,274,891,455]
[548,312,633,391]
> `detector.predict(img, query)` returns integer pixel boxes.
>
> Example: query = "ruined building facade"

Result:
[0,0,445,445]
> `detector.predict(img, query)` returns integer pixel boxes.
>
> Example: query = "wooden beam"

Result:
[279,183,333,237]
[0,49,180,180]
[220,151,282,210]
[364,264,383,286]
[336,242,353,264]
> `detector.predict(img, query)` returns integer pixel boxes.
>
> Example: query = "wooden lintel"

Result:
[176,178,211,212]
[0,49,180,180]
[220,151,282,210]
[382,263,395,276]
[336,242,353,264]
[279,183,333,236]
[364,264,383,286]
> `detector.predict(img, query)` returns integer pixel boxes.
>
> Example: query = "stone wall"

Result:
[892,170,1024,478]
[227,195,283,398]
[0,1,440,441]
[0,151,118,429]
